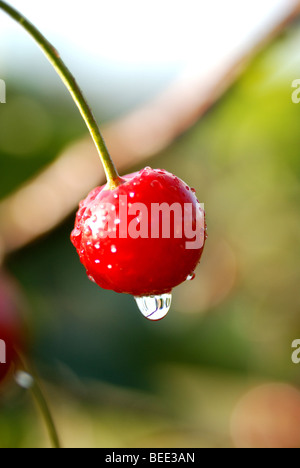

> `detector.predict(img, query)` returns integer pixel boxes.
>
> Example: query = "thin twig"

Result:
[15,353,61,449]
[0,0,120,186]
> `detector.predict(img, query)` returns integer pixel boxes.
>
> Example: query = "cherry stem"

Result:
[0,0,122,189]
[16,352,61,449]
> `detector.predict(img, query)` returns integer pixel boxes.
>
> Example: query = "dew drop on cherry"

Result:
[186,273,196,281]
[134,293,172,321]
[72,228,81,238]
[84,226,92,237]
[88,274,96,283]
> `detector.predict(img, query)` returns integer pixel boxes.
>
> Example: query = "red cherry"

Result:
[71,168,206,299]
[0,272,24,383]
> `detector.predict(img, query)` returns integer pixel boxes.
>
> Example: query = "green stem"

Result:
[30,377,61,449]
[16,354,61,449]
[0,0,122,189]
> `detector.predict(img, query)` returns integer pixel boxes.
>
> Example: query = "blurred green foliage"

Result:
[0,87,87,198]
[1,26,300,448]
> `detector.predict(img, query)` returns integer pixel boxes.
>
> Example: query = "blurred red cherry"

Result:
[0,271,25,383]
[231,383,300,448]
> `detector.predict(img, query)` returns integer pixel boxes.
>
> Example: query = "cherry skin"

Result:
[71,168,206,297]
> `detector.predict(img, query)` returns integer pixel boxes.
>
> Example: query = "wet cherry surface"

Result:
[71,167,206,299]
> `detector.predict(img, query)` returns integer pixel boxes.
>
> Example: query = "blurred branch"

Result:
[0,1,300,256]
[15,355,61,449]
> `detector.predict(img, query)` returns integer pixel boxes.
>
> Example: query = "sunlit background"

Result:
[0,0,300,448]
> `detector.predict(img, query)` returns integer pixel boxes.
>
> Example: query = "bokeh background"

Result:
[1,0,300,448]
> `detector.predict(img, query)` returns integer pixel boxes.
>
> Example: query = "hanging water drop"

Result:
[134,293,172,321]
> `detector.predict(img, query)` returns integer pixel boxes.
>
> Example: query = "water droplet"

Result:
[71,228,82,248]
[95,242,101,249]
[134,294,172,321]
[114,219,121,225]
[107,264,112,269]
[95,259,100,264]
[15,371,34,389]
[88,274,96,283]
[111,246,117,253]
[186,273,196,281]
[72,228,81,237]
[84,226,92,236]
[129,192,135,198]
[150,180,163,189]
[140,167,151,175]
